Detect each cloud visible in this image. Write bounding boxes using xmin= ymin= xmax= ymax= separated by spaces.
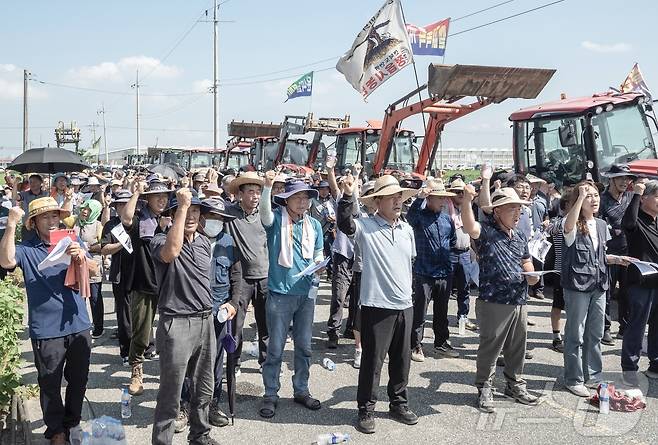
xmin=0 ymin=70 xmax=47 ymax=100
xmin=581 ymin=41 xmax=632 ymax=53
xmin=69 ymin=56 xmax=182 ymax=84
xmin=192 ymin=79 xmax=213 ymax=93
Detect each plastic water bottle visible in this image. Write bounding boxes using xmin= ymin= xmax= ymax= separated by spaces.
xmin=323 ymin=358 xmax=336 ymax=371
xmin=248 ymin=341 xmax=259 ymax=358
xmin=599 ymin=382 xmax=609 ymax=414
xmin=315 ymin=432 xmax=350 ymax=444
xmin=120 ymin=388 xmax=132 ymax=419
xmin=216 ymin=306 xmax=229 ymax=323
xmin=308 ymin=275 xmax=321 ymax=300
xmin=458 ymin=315 xmax=466 ymax=336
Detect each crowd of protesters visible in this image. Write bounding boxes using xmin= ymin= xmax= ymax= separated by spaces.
xmin=1 ymin=159 xmax=657 ymax=445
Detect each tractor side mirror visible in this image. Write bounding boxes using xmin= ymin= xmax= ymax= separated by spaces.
xmin=559 ymin=123 xmax=577 ymax=147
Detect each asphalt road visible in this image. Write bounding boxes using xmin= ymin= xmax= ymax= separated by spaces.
xmin=19 ymin=281 xmax=658 ymax=445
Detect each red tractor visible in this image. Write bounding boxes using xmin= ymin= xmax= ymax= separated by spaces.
xmin=510 ymin=91 xmax=658 ymax=185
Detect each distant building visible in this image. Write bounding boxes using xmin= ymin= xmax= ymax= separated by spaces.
xmin=436 ymin=147 xmax=513 ymax=169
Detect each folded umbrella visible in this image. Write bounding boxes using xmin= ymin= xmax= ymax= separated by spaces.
xmin=7 ymin=147 xmax=91 ymax=174
xmin=224 ymin=319 xmax=238 ymax=425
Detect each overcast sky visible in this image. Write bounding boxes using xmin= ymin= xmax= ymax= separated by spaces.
xmin=1 ymin=0 xmax=656 ymax=159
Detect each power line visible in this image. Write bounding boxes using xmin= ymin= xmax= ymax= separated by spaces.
xmin=220 ymin=0 xmax=565 ymax=86
xmin=140 ymin=7 xmax=209 ymax=82
xmin=31 ymin=79 xmax=207 ymax=97
xmin=449 ymin=0 xmax=566 ymax=37
xmin=220 ymin=66 xmax=334 ymax=87
xmin=220 ymin=56 xmax=340 ymax=82
xmin=452 ymin=0 xmax=515 ymax=22
xmin=140 ymin=94 xmax=208 ymax=119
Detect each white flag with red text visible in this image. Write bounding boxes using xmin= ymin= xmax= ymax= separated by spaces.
xmin=336 ymin=0 xmax=413 ymax=99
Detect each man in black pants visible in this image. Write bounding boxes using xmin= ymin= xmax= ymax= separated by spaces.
xmin=0 ymin=198 xmax=94 ymax=445
xmin=224 ymin=172 xmax=269 ymax=373
xmin=337 ymin=174 xmax=419 ymax=435
xmin=407 ymin=180 xmax=457 ymax=361
xmin=101 ymin=189 xmax=137 ymax=366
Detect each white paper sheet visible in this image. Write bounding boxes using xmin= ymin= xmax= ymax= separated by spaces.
xmin=528 ymin=236 xmax=552 ymax=263
xmin=293 ymin=257 xmax=331 ymax=278
xmin=628 ymin=258 xmax=658 ymax=276
xmin=111 ymin=223 xmax=134 ymax=254
xmin=520 ymin=270 xmax=559 ymax=277
xmin=38 ymin=237 xmax=72 ymax=271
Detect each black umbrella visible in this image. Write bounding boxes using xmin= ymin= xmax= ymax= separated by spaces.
xmin=7 ymin=147 xmax=91 ymax=174
xmin=224 ymin=319 xmax=239 ymax=425
xmin=148 ymin=163 xmax=187 ymax=180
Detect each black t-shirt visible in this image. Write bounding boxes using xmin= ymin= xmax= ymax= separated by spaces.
xmin=100 ymin=216 xmax=134 ymax=287
xmin=151 ymin=232 xmax=213 ymax=316
xmin=123 ymin=208 xmax=161 ymax=295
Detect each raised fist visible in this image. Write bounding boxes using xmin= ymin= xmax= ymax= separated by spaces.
xmin=481 ymin=163 xmax=493 ymax=181
xmin=176 ymin=187 xmax=193 ymax=208
xmin=264 ymin=170 xmax=277 ymax=188
xmin=463 ymin=184 xmax=477 ymax=201
xmin=634 ymin=181 xmax=646 ymax=195
xmin=7 ymin=206 xmax=24 ymax=226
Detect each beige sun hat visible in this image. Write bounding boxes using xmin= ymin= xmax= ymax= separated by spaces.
xmin=482 ymin=187 xmax=531 ymax=211
xmin=448 ymin=177 xmax=466 ymax=191
xmin=359 ymin=175 xmax=418 ymax=205
xmin=228 ymin=171 xmax=264 ymax=195
xmin=25 ymin=197 xmax=71 ymax=230
xmin=426 ymin=179 xmax=456 ymax=197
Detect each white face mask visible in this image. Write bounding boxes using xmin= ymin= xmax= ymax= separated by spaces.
xmin=203 ymin=219 xmax=223 ymax=238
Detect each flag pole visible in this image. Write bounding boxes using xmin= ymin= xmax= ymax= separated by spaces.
xmin=399 ymin=1 xmax=427 ymax=135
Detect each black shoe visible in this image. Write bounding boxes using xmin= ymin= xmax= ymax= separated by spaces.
xmin=389 ymin=405 xmax=419 ymax=425
xmin=327 ymin=331 xmax=339 ymax=349
xmin=552 ymin=338 xmax=564 ymax=353
xmin=209 ymin=400 xmax=229 ymax=427
xmin=601 ymin=330 xmax=615 ymax=346
xmin=356 ymin=411 xmax=376 ymax=434
xmin=144 ymin=350 xmax=159 ymax=360
xmin=189 ymin=435 xmax=221 ymax=445
xmin=434 ymin=341 xmax=459 ymax=358
xmin=91 ymin=329 xmax=104 ymax=339
xmin=525 ymin=350 xmax=534 ymax=360
xmin=496 ymin=356 xmax=505 ymax=367
xmin=343 ymin=329 xmax=355 ymax=340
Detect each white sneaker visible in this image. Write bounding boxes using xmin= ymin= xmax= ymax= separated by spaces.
xmin=411 ymin=347 xmax=425 ymax=363
xmin=353 ymin=348 xmax=362 ymax=369
xmin=566 ymin=384 xmax=590 ymax=397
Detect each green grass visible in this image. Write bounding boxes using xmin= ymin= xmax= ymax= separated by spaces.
xmin=440 ymin=169 xmax=480 ymax=183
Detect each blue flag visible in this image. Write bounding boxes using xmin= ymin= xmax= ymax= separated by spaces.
xmin=285 ymin=71 xmax=313 ymax=102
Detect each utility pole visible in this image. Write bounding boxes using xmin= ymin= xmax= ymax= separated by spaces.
xmin=213 ymin=0 xmax=219 ymax=151
xmin=23 ymin=69 xmax=29 ymax=152
xmin=131 ymin=70 xmax=141 ymax=158
xmin=98 ymin=103 xmax=108 ymax=164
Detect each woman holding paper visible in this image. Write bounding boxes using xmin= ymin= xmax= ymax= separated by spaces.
xmin=561 ymin=181 xmax=629 ymax=397
xmin=65 ymin=198 xmax=110 ymax=338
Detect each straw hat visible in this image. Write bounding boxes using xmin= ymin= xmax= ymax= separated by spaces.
xmin=25 ymin=197 xmax=71 ymax=230
xmin=110 ymin=190 xmax=133 ymax=207
xmin=425 ymin=179 xmax=456 ymax=197
xmin=229 ymin=171 xmax=264 ymax=195
xmin=359 ymin=175 xmax=418 ymax=205
xmin=482 ymin=187 xmax=531 ymax=211
xmin=448 ymin=178 xmax=466 ymax=191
